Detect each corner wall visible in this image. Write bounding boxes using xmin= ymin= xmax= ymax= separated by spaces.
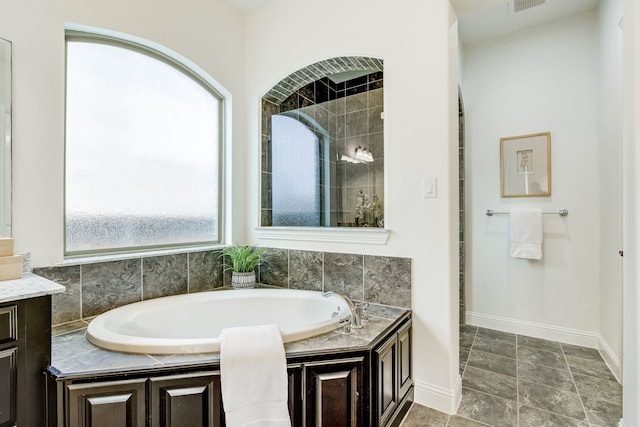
xmin=462 ymin=12 xmax=602 ymax=345
xmin=244 ymin=0 xmax=461 ymax=413
xmin=597 ymin=0 xmax=623 ymax=380
xmin=621 ymin=0 xmax=640 ymax=424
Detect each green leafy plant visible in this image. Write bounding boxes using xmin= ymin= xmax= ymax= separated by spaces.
xmin=220 ymin=245 xmax=267 ymax=273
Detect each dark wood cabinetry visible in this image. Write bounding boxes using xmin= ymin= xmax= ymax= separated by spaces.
xmin=304 ymin=357 xmax=364 ymax=427
xmin=0 ymin=296 xmax=51 ymax=427
xmin=374 ymin=320 xmax=412 ymax=427
xmin=149 ymin=372 xmax=224 ymax=427
xmin=0 ymin=347 xmax=17 ymax=426
xmin=398 ymin=322 xmax=412 ymax=400
xmin=66 ymin=378 xmax=146 ymax=427
xmin=48 ymin=317 xmax=411 ymax=427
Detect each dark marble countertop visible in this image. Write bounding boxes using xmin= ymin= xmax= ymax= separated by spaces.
xmin=0 ymin=273 xmax=65 ymax=304
xmin=49 ymin=303 xmax=410 ymax=380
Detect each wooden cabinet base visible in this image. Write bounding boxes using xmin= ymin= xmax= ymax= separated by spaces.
xmin=1 ymin=296 xmax=51 ymax=427
xmin=47 ymin=317 xmax=411 ymax=427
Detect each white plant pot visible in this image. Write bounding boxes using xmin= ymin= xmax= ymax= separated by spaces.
xmin=231 ymin=271 xmax=256 ymax=289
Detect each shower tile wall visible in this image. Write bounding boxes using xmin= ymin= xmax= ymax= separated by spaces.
xmin=261 ymin=72 xmax=384 ymax=227
xmin=35 ymin=248 xmax=411 ymax=327
xmin=459 ymin=96 xmax=466 ymax=325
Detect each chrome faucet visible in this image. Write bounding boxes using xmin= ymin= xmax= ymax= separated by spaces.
xmin=322 ymin=291 xmax=363 ymax=329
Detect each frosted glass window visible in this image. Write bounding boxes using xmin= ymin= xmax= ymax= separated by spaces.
xmin=65 ymin=38 xmax=222 ymax=254
xmin=271 ymin=115 xmax=321 ymax=226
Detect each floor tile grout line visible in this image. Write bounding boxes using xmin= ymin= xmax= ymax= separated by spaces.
xmin=516 ymin=342 xmax=564 ymax=355
xmin=516 ymin=333 xmax=520 ymax=427
xmin=516 ymin=374 xmax=603 ymax=421
xmin=402 ymin=328 xmax=620 ymax=427
xmin=519 ymin=401 xmax=594 ymax=425
xmin=449 ymin=414 xmax=494 ymax=427
xmin=455 ymin=327 xmax=621 ymax=427
xmin=561 ymin=343 xmax=593 ymax=427
xmin=460 ymin=326 xmax=479 ymax=379
xmin=479 ymin=333 xmax=582 ymax=425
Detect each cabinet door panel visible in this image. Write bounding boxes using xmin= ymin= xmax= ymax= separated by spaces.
xmin=149 ymin=372 xmax=223 ymax=427
xmin=287 ymin=365 xmax=303 ymax=427
xmin=67 ymin=378 xmax=146 ymax=427
xmin=376 ymin=336 xmax=398 ymax=427
xmin=305 ymin=357 xmax=363 ymax=427
xmin=0 ymin=347 xmax=17 ymax=427
xmin=398 ymin=323 xmax=412 ymax=398
xmin=0 ymin=305 xmax=17 ymax=345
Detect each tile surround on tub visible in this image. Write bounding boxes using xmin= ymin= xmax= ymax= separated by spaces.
xmin=187 ymin=250 xmax=224 ymax=293
xmin=364 ymin=255 xmax=411 ymax=308
xmin=36 ymin=248 xmax=411 ymax=328
xmin=81 ymin=259 xmax=142 ymax=318
xmin=323 ymin=252 xmax=365 ymax=301
xmin=258 ymin=247 xmax=288 ymax=287
xmin=142 ymin=254 xmax=188 ymax=300
xmin=288 ymin=250 xmax=323 ymax=291
xmin=34 ymin=265 xmax=81 ymax=324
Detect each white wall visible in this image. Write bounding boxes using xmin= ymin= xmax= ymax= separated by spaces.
xmin=244 ymin=0 xmax=462 ymax=412
xmin=462 ymin=12 xmax=603 ymax=343
xmin=598 ymin=0 xmax=623 ymax=379
xmin=622 ymin=0 xmax=640 ymax=423
xmin=0 ymin=0 xmax=246 ymax=267
xmin=1 ymin=0 xmax=462 ymax=413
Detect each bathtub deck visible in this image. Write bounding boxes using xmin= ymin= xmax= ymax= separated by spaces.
xmin=48 ymin=302 xmax=410 ymax=379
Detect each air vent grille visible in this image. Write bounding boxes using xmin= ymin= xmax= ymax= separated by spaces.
xmin=510 ymin=0 xmax=548 ymax=13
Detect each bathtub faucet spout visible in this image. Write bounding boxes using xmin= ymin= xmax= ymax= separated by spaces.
xmin=322 ymin=291 xmax=363 ymax=329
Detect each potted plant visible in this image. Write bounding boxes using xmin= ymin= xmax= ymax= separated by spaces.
xmin=220 ymin=245 xmax=266 ymax=289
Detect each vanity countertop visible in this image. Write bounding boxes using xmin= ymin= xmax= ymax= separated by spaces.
xmin=48 ymin=303 xmax=410 ymax=379
xmin=0 ymin=272 xmax=66 ymax=304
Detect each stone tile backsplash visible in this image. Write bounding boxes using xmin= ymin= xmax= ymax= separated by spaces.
xmin=35 ymin=248 xmax=411 ymax=327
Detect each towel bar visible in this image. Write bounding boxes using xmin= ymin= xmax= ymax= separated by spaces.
xmin=486 ymin=209 xmax=568 ymax=217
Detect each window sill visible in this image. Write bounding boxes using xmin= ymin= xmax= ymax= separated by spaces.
xmin=255 ymin=227 xmax=389 ymax=245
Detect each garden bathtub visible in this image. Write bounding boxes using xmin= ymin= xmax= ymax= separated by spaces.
xmin=85 ymin=288 xmax=351 ymax=354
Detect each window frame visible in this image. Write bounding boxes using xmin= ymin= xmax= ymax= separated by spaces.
xmin=63 ymin=25 xmax=228 ymax=257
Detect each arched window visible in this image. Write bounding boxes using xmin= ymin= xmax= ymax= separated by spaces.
xmin=65 ymin=28 xmax=225 ymax=255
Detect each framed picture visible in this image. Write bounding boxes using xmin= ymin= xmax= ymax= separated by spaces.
xmin=500 ymin=132 xmax=551 ymax=197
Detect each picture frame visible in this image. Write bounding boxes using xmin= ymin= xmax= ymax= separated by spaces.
xmin=500 ymin=132 xmax=551 ymax=197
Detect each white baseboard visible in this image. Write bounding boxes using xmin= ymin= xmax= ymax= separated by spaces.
xmin=466 ymin=311 xmax=621 ymax=380
xmin=599 ymin=335 xmax=622 ymax=382
xmin=466 ymin=311 xmax=599 ymax=347
xmin=413 ymin=374 xmax=462 ymax=415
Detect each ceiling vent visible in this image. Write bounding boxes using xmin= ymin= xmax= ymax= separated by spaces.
xmin=509 ymin=0 xmax=549 ymax=14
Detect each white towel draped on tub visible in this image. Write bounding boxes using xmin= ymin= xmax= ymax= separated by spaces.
xmin=220 ymin=324 xmax=291 ymax=427
xmin=510 ymin=208 xmax=543 ymax=260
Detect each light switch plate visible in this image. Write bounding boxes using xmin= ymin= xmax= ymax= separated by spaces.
xmin=423 ymin=178 xmax=437 ymax=198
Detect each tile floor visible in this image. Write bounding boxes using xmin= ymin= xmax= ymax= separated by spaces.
xmin=400 ymin=325 xmax=623 ymax=426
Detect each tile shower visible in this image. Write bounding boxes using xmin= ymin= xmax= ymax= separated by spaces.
xmin=34 ymin=248 xmax=411 ymax=329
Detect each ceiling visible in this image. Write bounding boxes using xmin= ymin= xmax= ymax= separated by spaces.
xmin=223 ymin=0 xmax=270 ymax=14
xmin=453 ymin=0 xmax=601 ymax=45
xmin=222 ymin=0 xmax=601 ymax=44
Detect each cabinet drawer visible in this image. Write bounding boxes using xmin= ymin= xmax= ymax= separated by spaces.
xmin=66 ymin=378 xmax=146 ymax=427
xmin=0 ymin=305 xmax=17 ymax=345
xmin=149 ymin=372 xmax=223 ymax=427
